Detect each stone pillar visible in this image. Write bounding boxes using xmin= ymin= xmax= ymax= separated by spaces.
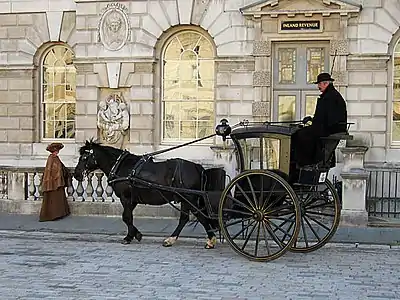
xmin=7 ymin=170 xmax=26 ymax=201
xmin=210 ymin=144 xmax=237 ymax=184
xmin=340 ymin=146 xmax=369 ymax=227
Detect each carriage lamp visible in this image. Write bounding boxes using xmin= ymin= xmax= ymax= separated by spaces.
xmin=215 ymin=119 xmax=231 ymax=141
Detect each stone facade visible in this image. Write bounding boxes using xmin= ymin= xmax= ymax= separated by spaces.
xmin=0 ymin=0 xmax=399 ymax=170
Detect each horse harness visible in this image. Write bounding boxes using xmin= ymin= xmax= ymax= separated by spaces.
xmin=108 ymin=150 xmax=152 ymax=185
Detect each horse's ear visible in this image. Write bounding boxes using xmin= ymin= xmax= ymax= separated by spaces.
xmin=85 ymin=140 xmax=90 ymax=146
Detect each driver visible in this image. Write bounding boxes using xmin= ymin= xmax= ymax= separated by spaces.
xmin=291 ymin=72 xmax=347 ymax=168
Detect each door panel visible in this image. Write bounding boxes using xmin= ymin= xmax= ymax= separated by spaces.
xmin=272 ymin=42 xmax=329 ymax=121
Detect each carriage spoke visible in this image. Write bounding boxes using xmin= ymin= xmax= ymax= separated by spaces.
xmin=254 ymin=221 xmax=261 ymax=257
xmin=267 ymin=219 xmax=295 ymax=239
xmin=306 ymin=210 xmax=335 ymax=218
xmin=263 ymin=221 xmax=285 ymax=249
xmin=223 ymin=208 xmax=253 ymax=217
xmin=306 ymin=202 xmax=334 ymax=210
xmin=231 ymin=220 xmax=255 ymax=240
xmin=235 ymin=183 xmax=257 ymax=211
xmin=241 ymin=221 xmax=258 ymax=251
xmin=304 ymin=215 xmax=322 ymax=242
xmin=266 ymin=203 xmax=295 ymax=216
xmin=262 ymin=222 xmax=271 ymax=255
xmin=260 ymin=181 xmax=277 ymax=211
xmin=281 ymin=219 xmax=295 ymax=245
xmin=300 ymin=215 xmax=309 ymax=248
xmin=224 ymin=217 xmax=252 ymax=228
xmin=304 ymin=214 xmax=331 ymax=231
xmin=227 ymin=195 xmax=253 ymax=212
xmin=246 ymin=176 xmax=259 ymax=209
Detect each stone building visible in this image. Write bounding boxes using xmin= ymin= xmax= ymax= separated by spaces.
xmin=1 ymin=0 xmax=400 ymax=218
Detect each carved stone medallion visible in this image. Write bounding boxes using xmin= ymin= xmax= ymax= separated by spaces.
xmin=98 ymin=3 xmax=130 ymax=51
xmin=97 ymin=94 xmax=130 ymax=146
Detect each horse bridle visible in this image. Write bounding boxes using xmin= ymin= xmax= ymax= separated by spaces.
xmin=80 ymin=149 xmax=98 ymax=177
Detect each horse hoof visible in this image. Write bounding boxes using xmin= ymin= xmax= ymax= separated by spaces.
xmin=162 ymin=242 xmax=172 ymax=247
xmin=121 ymin=239 xmax=131 ymax=245
xmin=204 ymin=244 xmax=215 ymax=249
xmin=135 ymin=232 xmax=143 ymax=242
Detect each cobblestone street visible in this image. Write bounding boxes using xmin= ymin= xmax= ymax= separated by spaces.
xmin=0 ymin=231 xmax=399 ymax=300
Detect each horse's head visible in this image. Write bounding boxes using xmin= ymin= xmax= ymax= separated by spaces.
xmin=74 ymin=140 xmax=100 ymax=181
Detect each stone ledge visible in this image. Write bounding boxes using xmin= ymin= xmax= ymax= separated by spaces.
xmin=340 ymin=210 xmax=368 ymax=227
xmin=0 ymin=199 xmax=180 ymax=218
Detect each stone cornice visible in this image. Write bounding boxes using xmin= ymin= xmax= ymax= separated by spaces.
xmin=239 ymin=0 xmax=362 ymax=18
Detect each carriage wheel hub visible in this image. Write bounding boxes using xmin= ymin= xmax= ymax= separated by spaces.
xmin=253 ymin=210 xmax=264 ymax=221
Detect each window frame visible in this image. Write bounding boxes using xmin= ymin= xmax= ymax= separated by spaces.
xmin=391 ymin=40 xmax=400 ymax=147
xmin=160 ymin=29 xmax=216 ymax=145
xmin=40 ymin=44 xmax=76 ymax=142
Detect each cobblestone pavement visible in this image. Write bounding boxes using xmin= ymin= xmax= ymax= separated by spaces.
xmin=1 ymin=231 xmax=400 ymax=300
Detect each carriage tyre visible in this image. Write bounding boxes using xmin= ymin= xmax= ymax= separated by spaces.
xmin=218 ymin=170 xmax=301 ymax=262
xmin=290 ymin=179 xmax=341 ymax=253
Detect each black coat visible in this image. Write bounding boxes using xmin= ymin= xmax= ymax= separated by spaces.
xmin=291 ymin=84 xmax=347 ymax=167
xmin=312 ymin=83 xmax=347 ymax=136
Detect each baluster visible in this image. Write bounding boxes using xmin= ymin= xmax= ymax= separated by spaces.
xmin=0 ymin=171 xmax=5 ymax=199
xmin=36 ymin=173 xmax=43 ymax=200
xmin=95 ymin=173 xmax=104 ymax=201
xmin=76 ymin=180 xmax=84 ymax=202
xmin=67 ymin=178 xmax=74 ymax=201
xmin=28 ymin=172 xmax=35 ymax=200
xmin=105 ymin=181 xmax=113 ymax=202
xmin=86 ymin=173 xmax=94 ymax=202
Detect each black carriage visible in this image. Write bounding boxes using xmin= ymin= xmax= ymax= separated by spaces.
xmin=97 ymin=118 xmax=352 ymax=262
xmin=214 ymin=119 xmax=353 ymax=261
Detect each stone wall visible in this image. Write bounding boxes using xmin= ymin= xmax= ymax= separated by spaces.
xmin=0 ymin=0 xmax=400 ymax=168
xmin=345 ymin=0 xmax=400 ymax=164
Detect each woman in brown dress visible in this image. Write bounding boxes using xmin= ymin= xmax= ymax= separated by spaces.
xmin=39 ymin=142 xmax=71 ymax=222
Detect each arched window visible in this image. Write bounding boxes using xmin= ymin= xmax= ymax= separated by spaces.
xmin=393 ymin=42 xmax=400 ymax=143
xmin=162 ymin=30 xmax=215 ymax=142
xmin=41 ymin=45 xmax=76 ymax=139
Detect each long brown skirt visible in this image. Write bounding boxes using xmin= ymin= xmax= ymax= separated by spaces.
xmin=39 ymin=187 xmax=71 ymax=222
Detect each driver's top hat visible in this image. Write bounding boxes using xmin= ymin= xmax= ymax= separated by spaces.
xmin=313 ymin=72 xmax=335 ymax=84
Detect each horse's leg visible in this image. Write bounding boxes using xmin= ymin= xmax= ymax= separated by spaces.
xmin=121 ymin=200 xmax=142 ymax=244
xmin=190 ymin=200 xmax=217 ymax=249
xmin=163 ymin=200 xmax=190 ymax=247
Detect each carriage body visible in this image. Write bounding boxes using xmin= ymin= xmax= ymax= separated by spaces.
xmin=230 ymin=123 xmax=296 ymax=175
xmin=214 ymin=120 xmax=353 ymax=262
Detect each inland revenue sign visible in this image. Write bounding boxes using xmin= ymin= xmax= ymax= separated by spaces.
xmin=280 ymin=20 xmax=321 ymax=31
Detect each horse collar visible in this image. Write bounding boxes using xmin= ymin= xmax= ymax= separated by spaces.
xmin=109 ymin=150 xmax=129 ymax=180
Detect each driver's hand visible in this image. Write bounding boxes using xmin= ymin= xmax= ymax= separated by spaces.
xmin=302 ymin=116 xmax=313 ymax=124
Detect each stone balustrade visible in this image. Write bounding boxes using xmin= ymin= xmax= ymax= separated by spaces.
xmin=0 ymin=166 xmax=119 ymax=203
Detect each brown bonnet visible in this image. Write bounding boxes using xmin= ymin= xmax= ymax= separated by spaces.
xmin=46 ymin=142 xmax=64 ymax=153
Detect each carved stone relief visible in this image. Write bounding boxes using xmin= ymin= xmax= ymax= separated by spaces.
xmin=330 ymin=39 xmax=349 ymax=56
xmin=253 ymin=41 xmax=271 ymax=57
xmin=97 ymin=94 xmax=130 ymax=146
xmin=98 ymin=3 xmax=131 ymax=51
xmin=252 ymin=101 xmax=269 ymax=117
xmin=331 ymin=70 xmax=348 ymax=86
xmin=253 ymin=71 xmax=271 ymax=87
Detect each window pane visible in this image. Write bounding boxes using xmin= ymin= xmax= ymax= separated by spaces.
xmin=42 ymin=45 xmax=76 ymax=139
xmin=307 ymin=48 xmax=325 ymax=84
xmin=162 ymin=31 xmax=215 ymax=141
xmin=278 ymin=48 xmax=296 ymax=84
xmin=305 ymin=95 xmax=317 ymax=117
xmin=278 ymin=95 xmax=296 ymax=122
xmin=393 ymin=45 xmax=400 ymax=142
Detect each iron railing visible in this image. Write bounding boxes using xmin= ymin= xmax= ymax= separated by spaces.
xmin=366 ymin=167 xmax=400 ymax=219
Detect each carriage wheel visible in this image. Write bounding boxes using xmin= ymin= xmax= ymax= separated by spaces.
xmin=218 ymin=170 xmax=301 ymax=262
xmin=290 ymin=179 xmax=341 ymax=253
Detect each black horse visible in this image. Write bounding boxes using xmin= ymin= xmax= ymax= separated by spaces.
xmin=73 ymin=140 xmax=218 ymax=249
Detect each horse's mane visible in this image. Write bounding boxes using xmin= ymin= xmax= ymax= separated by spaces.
xmin=79 ymin=139 xmax=125 ymax=159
